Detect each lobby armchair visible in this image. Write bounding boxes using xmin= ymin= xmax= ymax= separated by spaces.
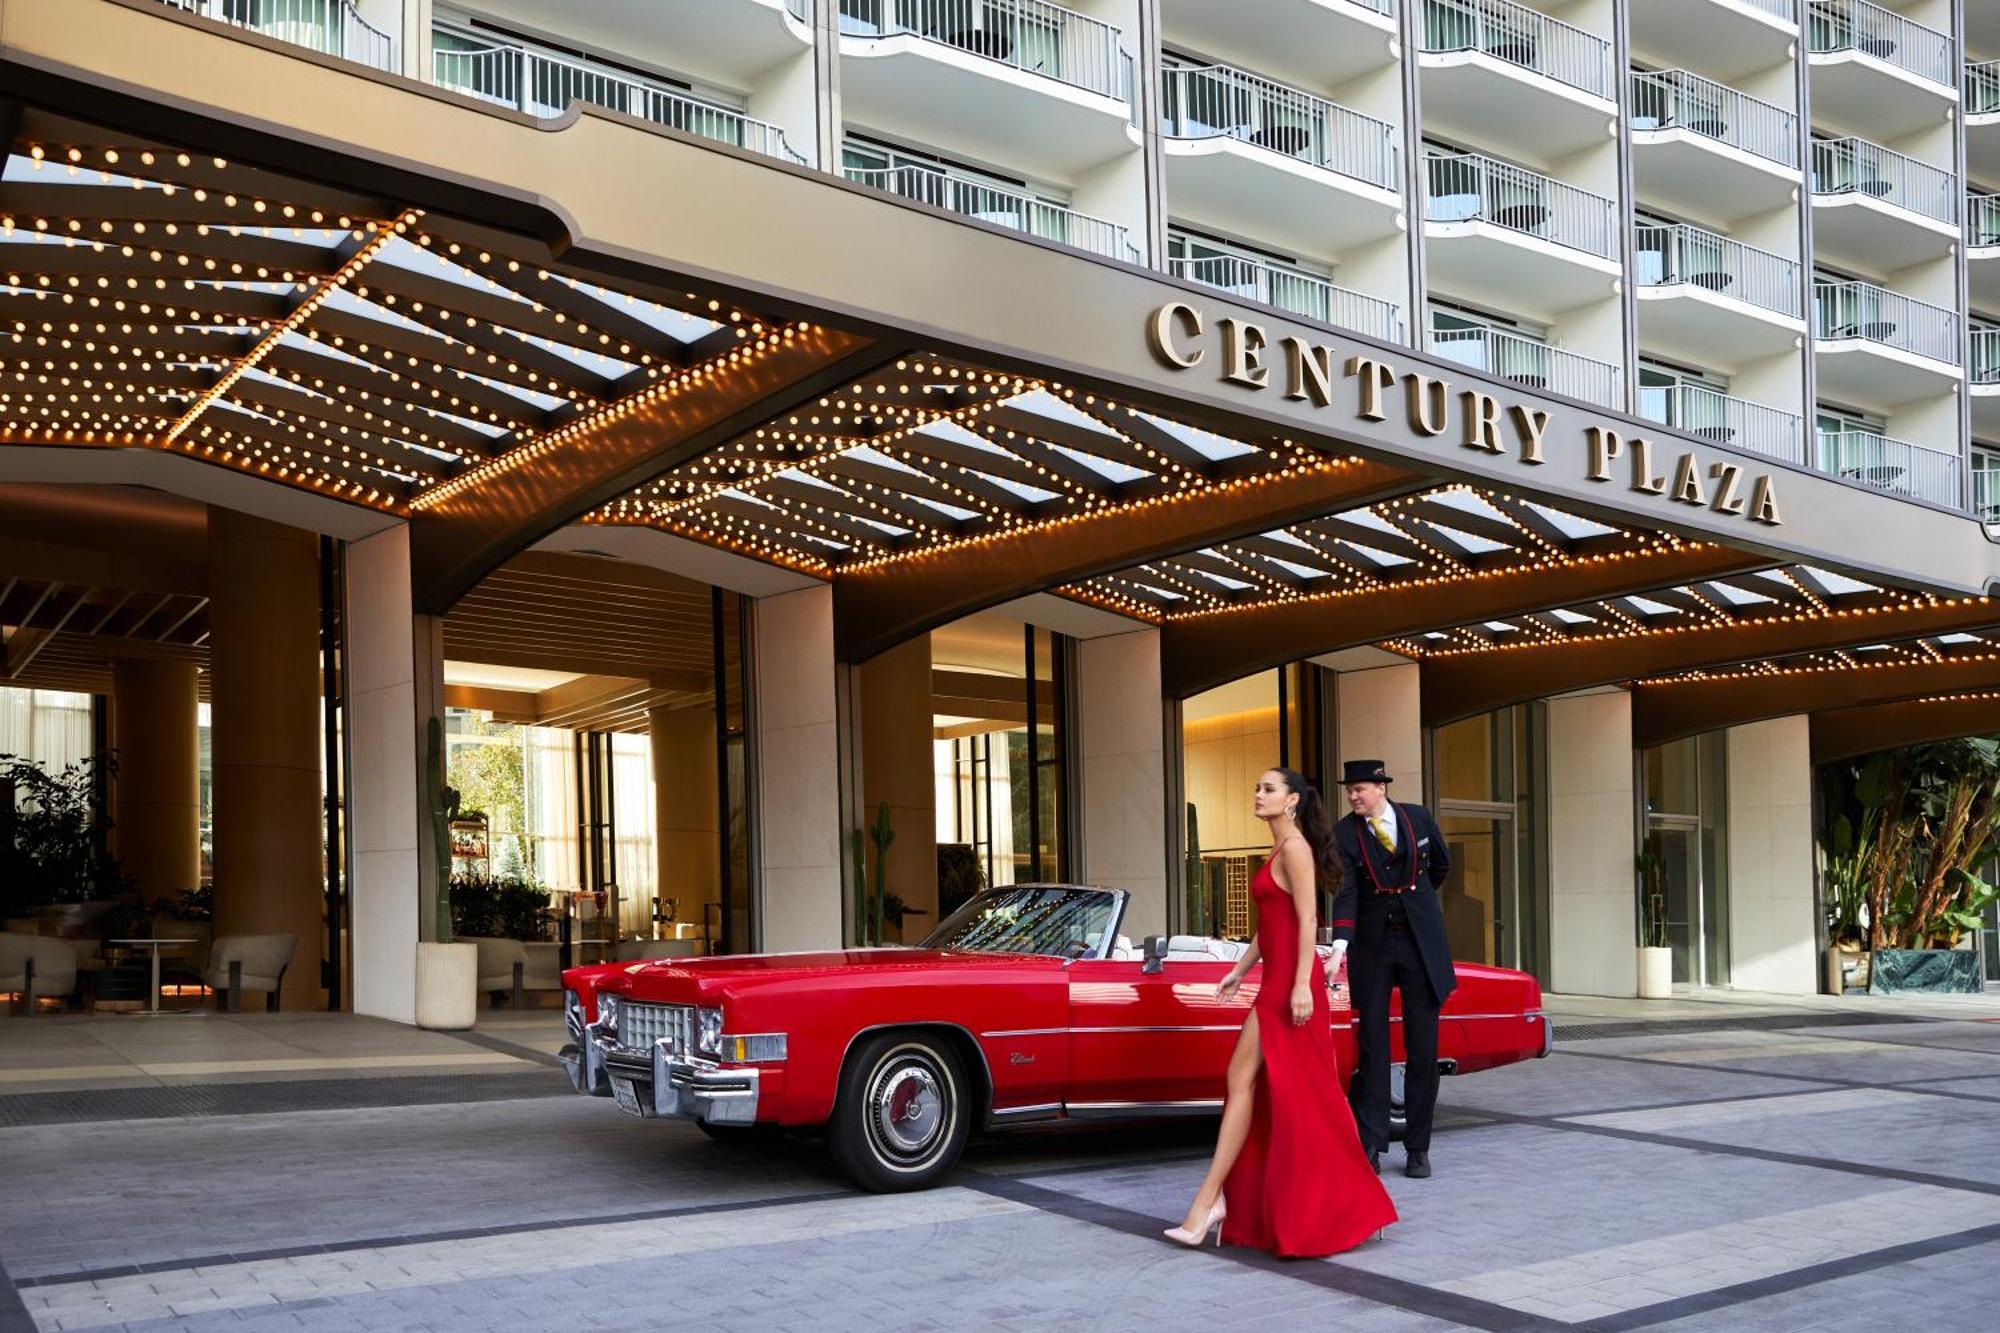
xmin=0 ymin=933 xmax=79 ymax=1014
xmin=204 ymin=934 xmax=298 ymax=1012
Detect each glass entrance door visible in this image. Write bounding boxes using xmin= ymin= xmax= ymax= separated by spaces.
xmin=1643 ymin=734 xmax=1729 ymax=988
xmin=1440 ymin=809 xmax=1516 ymax=968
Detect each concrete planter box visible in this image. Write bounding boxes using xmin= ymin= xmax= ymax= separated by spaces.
xmin=415 ymin=941 xmax=477 ymax=1029
xmin=1637 ymin=946 xmax=1673 ymax=999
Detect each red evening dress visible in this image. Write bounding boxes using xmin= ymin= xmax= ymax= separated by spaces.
xmin=1221 ymin=857 xmax=1400 ymax=1257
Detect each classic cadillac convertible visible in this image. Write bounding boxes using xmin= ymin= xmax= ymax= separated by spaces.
xmin=559 ymin=884 xmax=1551 ymax=1191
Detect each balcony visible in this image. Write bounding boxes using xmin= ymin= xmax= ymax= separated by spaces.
xmin=1160 ymin=64 xmax=1402 ymax=259
xmin=1809 ymin=137 xmax=1958 ymax=271
xmin=845 ymin=162 xmax=1136 ymax=260
xmin=1814 ymin=280 xmax=1962 ymax=409
xmin=1422 ymin=153 xmax=1620 ymax=319
xmin=1972 ymin=325 xmax=2000 ymax=440
xmin=1416 ymin=0 xmax=1617 ymax=162
xmin=457 ymin=0 xmax=815 ymax=91
xmin=1639 ymin=384 xmax=1805 ymax=465
xmin=1970 ymin=60 xmax=2000 ymax=182
xmin=1634 ymin=224 xmax=1804 ymax=368
xmin=1977 ymin=464 xmax=2000 ymax=524
xmin=1806 ymin=0 xmax=1957 ymax=138
xmin=1628 ymin=0 xmax=1797 ymax=83
xmin=1815 ymin=430 xmax=1961 ymax=508
xmin=431 ymin=25 xmax=806 ymax=162
xmin=1430 ymin=324 xmax=1621 ymax=408
xmin=1971 ymin=195 xmax=2000 ymax=308
xmin=1169 ymin=254 xmax=1403 ymax=343
xmin=1156 ymin=0 xmax=1398 ymax=93
xmin=1629 ymin=71 xmax=1800 ymax=224
xmin=159 ymin=0 xmax=397 ymax=70
xmin=838 ymin=0 xmax=1140 ymax=176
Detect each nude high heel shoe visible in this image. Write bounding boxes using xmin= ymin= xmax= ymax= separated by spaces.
xmin=1163 ymin=1199 xmax=1226 ymax=1248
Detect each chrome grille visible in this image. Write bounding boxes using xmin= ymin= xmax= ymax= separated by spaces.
xmin=617 ymin=1001 xmax=693 ymax=1054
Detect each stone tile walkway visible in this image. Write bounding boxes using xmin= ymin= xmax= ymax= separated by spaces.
xmin=5 ymin=992 xmax=2000 ymax=1331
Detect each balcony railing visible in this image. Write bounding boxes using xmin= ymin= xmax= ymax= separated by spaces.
xmin=1814 ymin=281 xmax=1959 ymax=365
xmin=1634 ymin=223 xmax=1802 ymax=319
xmin=1971 ymin=60 xmax=2000 ymax=116
xmin=1974 ymin=461 xmax=2000 ymax=522
xmin=846 ymin=163 xmax=1136 ymax=260
xmin=1169 ymin=255 xmax=1403 ymax=342
xmin=1639 ymin=384 xmax=1804 ymax=465
xmin=1742 ymin=0 xmax=1796 ymax=20
xmin=1347 ymin=0 xmax=1397 ymax=14
xmin=1160 ymin=64 xmax=1399 ymax=192
xmin=1811 ymin=137 xmax=1956 ymax=224
xmin=1817 ymin=430 xmax=1961 ymax=507
xmin=1418 ymin=0 xmax=1613 ymax=101
xmin=838 ymin=0 xmax=1130 ymax=102
xmin=432 ymin=26 xmax=806 ymax=163
xmin=1424 ymin=152 xmax=1617 ymax=259
xmin=1629 ymin=69 xmax=1798 ymax=168
xmin=159 ymin=0 xmax=397 ymax=71
xmin=1971 ymin=195 xmax=2000 ymax=248
xmin=1974 ymin=325 xmax=2000 ymax=384
xmin=1806 ymin=0 xmax=1953 ymax=89
xmin=1431 ymin=325 xmax=1621 ymax=407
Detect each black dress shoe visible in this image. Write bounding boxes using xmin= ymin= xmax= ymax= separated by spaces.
xmin=1368 ymin=1150 xmax=1381 ymax=1175
xmin=1404 ymin=1151 xmax=1431 ymax=1179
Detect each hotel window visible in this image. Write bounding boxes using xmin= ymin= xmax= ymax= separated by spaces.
xmin=1429 ymin=706 xmax=1548 ymax=983
xmin=1973 ymin=444 xmax=2000 ymax=522
xmin=1637 ymin=357 xmax=1730 ymax=438
xmin=1429 ymin=301 xmax=1555 ymax=386
xmin=930 ymin=621 xmax=1072 ymax=914
xmin=1177 ymin=664 xmax=1334 ymax=939
xmin=1167 ymin=228 xmax=1339 ymax=323
xmin=1814 ymin=403 xmax=1886 ymax=477
xmin=1641 ymin=734 xmax=1729 ymax=988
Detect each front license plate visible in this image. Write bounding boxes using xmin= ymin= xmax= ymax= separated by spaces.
xmin=611 ymin=1077 xmax=645 ymax=1117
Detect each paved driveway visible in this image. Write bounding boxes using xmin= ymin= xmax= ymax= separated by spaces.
xmin=5 ymin=1004 xmax=2000 ymax=1332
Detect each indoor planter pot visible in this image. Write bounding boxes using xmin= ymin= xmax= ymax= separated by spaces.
xmin=1824 ymin=944 xmax=1870 ymax=994
xmin=414 ymin=941 xmax=477 ymax=1029
xmin=1637 ymin=945 xmax=1673 ymax=999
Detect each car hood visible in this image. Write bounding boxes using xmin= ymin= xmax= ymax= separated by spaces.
xmin=584 ymin=946 xmax=1059 ymax=1004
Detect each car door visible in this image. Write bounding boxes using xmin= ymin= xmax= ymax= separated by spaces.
xmin=1064 ymin=952 xmax=1248 ymax=1112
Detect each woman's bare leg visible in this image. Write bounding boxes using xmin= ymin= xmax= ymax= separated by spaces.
xmin=1179 ymin=1011 xmax=1262 ymax=1231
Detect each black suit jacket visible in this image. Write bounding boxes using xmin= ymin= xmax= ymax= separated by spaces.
xmin=1328 ymin=801 xmax=1457 ymax=1004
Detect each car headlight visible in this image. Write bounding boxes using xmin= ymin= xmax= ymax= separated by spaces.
xmin=716 ymin=1033 xmax=788 ymax=1064
xmin=696 ymin=1007 xmax=723 ymax=1057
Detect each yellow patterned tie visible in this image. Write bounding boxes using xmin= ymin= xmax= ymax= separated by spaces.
xmin=1370 ymin=815 xmax=1394 ymax=852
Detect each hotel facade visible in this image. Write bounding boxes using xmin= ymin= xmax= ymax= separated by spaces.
xmin=5 ymin=0 xmax=2000 ymax=1016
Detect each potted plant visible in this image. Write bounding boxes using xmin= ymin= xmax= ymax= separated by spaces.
xmin=1635 ymin=845 xmax=1672 ymax=999
xmin=1 ymin=753 xmax=131 ymax=936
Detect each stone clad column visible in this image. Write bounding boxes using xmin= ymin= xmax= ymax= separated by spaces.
xmin=1078 ymin=628 xmax=1168 ymax=939
xmin=207 ymin=508 xmax=324 ymax=1011
xmin=1335 ymin=661 xmax=1425 ymax=796
xmin=857 ymin=635 xmax=937 ymax=940
xmin=650 ymin=703 xmax=721 ymax=940
xmin=1548 ymin=689 xmax=1638 ymax=998
xmin=1727 ymin=715 xmax=1816 ymax=995
xmin=111 ymin=658 xmax=200 ymax=903
xmin=755 ymin=585 xmax=842 ymax=951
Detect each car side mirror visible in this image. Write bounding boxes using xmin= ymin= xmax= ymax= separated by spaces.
xmin=1141 ymin=935 xmax=1169 ymax=975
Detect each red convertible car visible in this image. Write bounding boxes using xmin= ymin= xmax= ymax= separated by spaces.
xmin=559 ymin=884 xmax=1551 ymax=1191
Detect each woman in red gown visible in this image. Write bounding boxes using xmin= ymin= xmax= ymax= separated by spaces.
xmin=1166 ymin=767 xmax=1399 ymax=1256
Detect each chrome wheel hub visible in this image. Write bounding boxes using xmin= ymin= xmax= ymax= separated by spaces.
xmin=869 ymin=1059 xmax=944 ymax=1159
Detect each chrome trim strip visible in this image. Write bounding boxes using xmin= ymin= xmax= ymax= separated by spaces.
xmin=1071 ymin=1025 xmax=1244 ymax=1034
xmin=980 ymin=1027 xmax=1071 ymax=1038
xmin=1066 ymin=1099 xmax=1224 ymax=1120
xmin=988 ymin=1101 xmax=1064 ymax=1120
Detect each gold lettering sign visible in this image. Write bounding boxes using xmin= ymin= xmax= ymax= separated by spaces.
xmin=1149 ymin=304 xmax=1783 ymax=527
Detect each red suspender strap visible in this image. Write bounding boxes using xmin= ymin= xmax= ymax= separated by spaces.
xmin=1356 ymin=804 xmax=1422 ymax=896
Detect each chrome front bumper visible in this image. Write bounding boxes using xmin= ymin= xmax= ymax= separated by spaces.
xmin=1531 ymin=1010 xmax=1554 ymax=1058
xmin=557 ymin=1003 xmax=759 ymax=1126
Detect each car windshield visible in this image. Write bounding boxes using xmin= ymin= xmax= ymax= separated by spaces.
xmin=920 ymin=886 xmax=1122 ymax=959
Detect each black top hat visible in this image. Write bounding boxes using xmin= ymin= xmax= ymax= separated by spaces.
xmin=1339 ymin=759 xmax=1393 ymax=785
